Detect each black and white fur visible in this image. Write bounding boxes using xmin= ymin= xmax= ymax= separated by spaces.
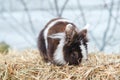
xmin=38 ymin=18 xmax=89 ymax=65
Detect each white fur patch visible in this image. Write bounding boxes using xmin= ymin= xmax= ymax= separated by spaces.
xmin=48 ymin=32 xmax=65 ymax=39
xmin=53 ymin=37 xmax=66 ymax=65
xmin=80 ymin=42 xmax=88 ymax=60
xmin=80 ymin=24 xmax=89 ymax=60
xmin=44 ymin=19 xmax=73 ymax=49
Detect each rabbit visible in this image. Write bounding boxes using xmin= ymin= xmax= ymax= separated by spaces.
xmin=38 ymin=18 xmax=89 ymax=65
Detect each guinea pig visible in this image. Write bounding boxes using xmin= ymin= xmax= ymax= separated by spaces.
xmin=38 ymin=18 xmax=89 ymax=65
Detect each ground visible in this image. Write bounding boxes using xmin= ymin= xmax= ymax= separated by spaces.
xmin=0 ymin=49 xmax=120 ymax=80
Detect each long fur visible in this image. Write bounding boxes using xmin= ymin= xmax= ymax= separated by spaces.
xmin=38 ymin=18 xmax=88 ymax=65
xmin=44 ymin=19 xmax=72 ymax=49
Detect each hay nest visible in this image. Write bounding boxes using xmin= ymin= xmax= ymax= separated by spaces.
xmin=0 ymin=49 xmax=120 ymax=80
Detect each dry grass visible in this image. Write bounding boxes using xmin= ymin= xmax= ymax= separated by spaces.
xmin=0 ymin=49 xmax=120 ymax=80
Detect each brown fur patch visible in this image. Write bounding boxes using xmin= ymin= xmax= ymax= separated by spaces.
xmin=38 ymin=18 xmax=88 ymax=65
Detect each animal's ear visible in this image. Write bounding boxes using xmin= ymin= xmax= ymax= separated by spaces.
xmin=48 ymin=32 xmax=65 ymax=39
xmin=79 ymin=24 xmax=90 ymax=39
xmin=65 ymin=24 xmax=77 ymax=44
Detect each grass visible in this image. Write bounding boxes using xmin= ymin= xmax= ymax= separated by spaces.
xmin=0 ymin=49 xmax=120 ymax=80
xmin=0 ymin=42 xmax=9 ymax=54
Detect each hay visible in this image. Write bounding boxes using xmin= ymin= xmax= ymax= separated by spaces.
xmin=0 ymin=49 xmax=120 ymax=80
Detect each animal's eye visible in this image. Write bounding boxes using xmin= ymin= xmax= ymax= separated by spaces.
xmin=77 ymin=38 xmax=79 ymax=40
xmin=75 ymin=38 xmax=79 ymax=42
